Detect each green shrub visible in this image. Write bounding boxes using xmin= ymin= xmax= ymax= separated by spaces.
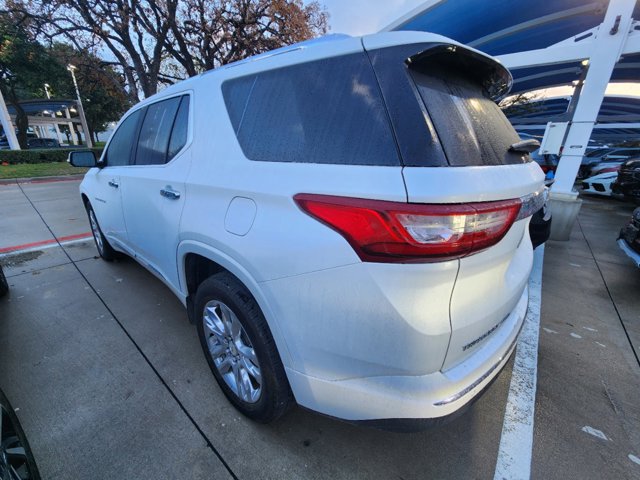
xmin=0 ymin=148 xmax=103 ymax=165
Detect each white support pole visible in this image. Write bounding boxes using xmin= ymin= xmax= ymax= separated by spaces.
xmin=44 ymin=84 xmax=64 ymax=144
xmin=65 ymin=108 xmax=79 ymax=145
xmin=0 ymin=89 xmax=20 ymax=150
xmin=553 ymin=0 xmax=637 ymax=195
xmin=543 ymin=0 xmax=637 ymax=240
xmin=52 ymin=120 xmax=63 ymax=144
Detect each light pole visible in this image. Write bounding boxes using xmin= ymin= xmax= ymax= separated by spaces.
xmin=66 ymin=64 xmax=93 ymax=148
xmin=43 ymin=83 xmax=63 ymax=144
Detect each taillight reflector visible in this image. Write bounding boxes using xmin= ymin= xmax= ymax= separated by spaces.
xmin=294 ymin=194 xmax=524 ymax=263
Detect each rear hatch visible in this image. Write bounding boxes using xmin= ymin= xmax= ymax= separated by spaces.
xmin=364 ymin=35 xmax=543 ymax=370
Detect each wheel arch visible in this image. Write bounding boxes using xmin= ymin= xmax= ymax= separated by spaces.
xmin=178 ymin=240 xmax=293 ymax=368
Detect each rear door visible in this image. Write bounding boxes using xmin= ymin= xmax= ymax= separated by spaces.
xmin=119 ymin=94 xmax=191 ymax=290
xmin=365 ymin=39 xmax=544 ymax=370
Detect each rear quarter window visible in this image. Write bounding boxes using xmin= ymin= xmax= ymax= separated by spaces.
xmin=222 ymin=53 xmax=400 ymax=166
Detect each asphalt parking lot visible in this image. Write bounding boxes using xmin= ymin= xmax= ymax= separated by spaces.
xmin=1 ymin=177 xmax=639 ymax=479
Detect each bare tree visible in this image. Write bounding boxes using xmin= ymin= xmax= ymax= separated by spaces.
xmin=6 ymin=0 xmax=172 ymax=100
xmin=6 ymin=0 xmax=328 ymax=99
xmin=499 ymin=91 xmax=543 ymax=117
xmin=164 ymin=0 xmax=328 ymax=75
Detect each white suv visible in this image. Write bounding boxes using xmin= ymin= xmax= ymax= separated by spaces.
xmin=70 ymin=31 xmax=544 ymax=428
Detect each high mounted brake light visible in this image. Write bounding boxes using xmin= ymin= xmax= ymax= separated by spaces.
xmin=294 ymin=192 xmax=543 ymax=263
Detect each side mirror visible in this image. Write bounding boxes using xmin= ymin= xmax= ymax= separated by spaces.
xmin=68 ymin=150 xmax=97 ymax=168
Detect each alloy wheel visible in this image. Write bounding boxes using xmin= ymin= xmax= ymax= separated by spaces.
xmin=202 ymin=300 xmax=262 ymax=403
xmin=88 ymin=209 xmax=104 ymax=255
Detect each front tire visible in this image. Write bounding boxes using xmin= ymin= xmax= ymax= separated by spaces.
xmin=0 ymin=389 xmax=41 ymax=479
xmin=85 ymin=203 xmax=116 ymax=261
xmin=195 ymin=272 xmax=292 ymax=423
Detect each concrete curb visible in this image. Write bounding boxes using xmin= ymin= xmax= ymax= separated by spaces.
xmin=0 ymin=174 xmax=85 ymax=186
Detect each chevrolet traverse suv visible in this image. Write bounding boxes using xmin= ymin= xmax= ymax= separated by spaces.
xmin=70 ymin=32 xmax=545 ymax=427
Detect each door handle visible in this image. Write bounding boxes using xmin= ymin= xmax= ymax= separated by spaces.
xmin=108 ymin=180 xmax=119 ymax=188
xmin=160 ymin=187 xmax=181 ymax=200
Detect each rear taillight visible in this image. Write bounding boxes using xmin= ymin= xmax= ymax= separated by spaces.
xmin=294 ymin=193 xmax=541 ymax=263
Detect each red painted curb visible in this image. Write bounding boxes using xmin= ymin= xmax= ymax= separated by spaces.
xmin=0 ymin=232 xmax=93 ymax=254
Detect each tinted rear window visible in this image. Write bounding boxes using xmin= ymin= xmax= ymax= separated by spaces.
xmin=410 ymin=65 xmax=526 ymax=166
xmin=370 ymin=44 xmax=530 ymax=167
xmin=222 ymin=53 xmax=400 ymax=166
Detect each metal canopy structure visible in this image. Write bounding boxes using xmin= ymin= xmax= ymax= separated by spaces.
xmin=386 ymin=0 xmax=640 ymax=238
xmin=6 ymin=99 xmax=77 ymax=115
xmin=1 ymin=98 xmax=85 ymax=146
xmin=506 ymin=95 xmax=640 ymax=143
xmin=386 ymin=1 xmax=638 ymax=54
xmin=507 ymin=52 xmax=640 ymax=95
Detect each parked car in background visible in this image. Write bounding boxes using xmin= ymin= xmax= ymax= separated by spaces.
xmin=70 ymin=31 xmax=545 ymax=428
xmin=611 ymin=157 xmax=640 ymax=204
xmin=602 ymin=148 xmax=640 ymax=162
xmin=618 ymin=207 xmax=640 ymax=267
xmin=580 ymin=148 xmax=640 ymax=179
xmin=0 ymin=133 xmax=43 ymax=150
xmin=27 ymin=138 xmax=60 ymax=149
xmin=590 ymin=160 xmax=624 ymax=177
xmin=582 ymin=171 xmax=618 ymax=197
xmin=530 ymin=149 xmax=558 ymax=177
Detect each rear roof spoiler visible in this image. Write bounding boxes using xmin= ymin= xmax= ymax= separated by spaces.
xmin=406 ymin=43 xmax=513 ymax=101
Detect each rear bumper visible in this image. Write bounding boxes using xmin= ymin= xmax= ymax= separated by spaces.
xmin=286 ymin=286 xmax=528 ymax=421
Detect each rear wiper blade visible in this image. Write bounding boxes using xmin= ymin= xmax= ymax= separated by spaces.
xmin=509 ymin=139 xmax=540 ymax=154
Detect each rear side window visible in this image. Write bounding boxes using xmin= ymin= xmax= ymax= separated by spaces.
xmin=136 ymin=96 xmax=182 ymax=165
xmin=105 ymin=109 xmax=143 ymax=167
xmin=222 ymin=53 xmax=400 ymax=166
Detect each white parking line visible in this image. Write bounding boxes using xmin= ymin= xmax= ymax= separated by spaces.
xmin=494 ymin=245 xmax=544 ymax=480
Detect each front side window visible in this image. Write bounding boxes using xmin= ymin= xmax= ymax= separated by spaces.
xmin=222 ymin=53 xmax=400 ymax=166
xmin=104 ymin=109 xmax=143 ymax=167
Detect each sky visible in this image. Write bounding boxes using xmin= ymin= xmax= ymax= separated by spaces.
xmin=322 ymin=0 xmax=426 ymax=36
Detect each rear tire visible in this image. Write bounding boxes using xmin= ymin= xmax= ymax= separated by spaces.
xmin=85 ymin=203 xmax=116 ymax=261
xmin=195 ymin=272 xmax=292 ymax=423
